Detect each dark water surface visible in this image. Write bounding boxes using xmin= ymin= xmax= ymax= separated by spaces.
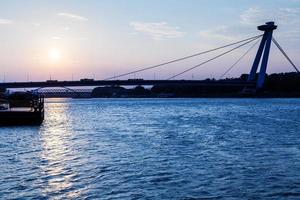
xmin=0 ymin=98 xmax=300 ymax=199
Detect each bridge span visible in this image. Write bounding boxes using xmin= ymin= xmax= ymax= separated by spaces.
xmin=0 ymin=79 xmax=255 ymax=89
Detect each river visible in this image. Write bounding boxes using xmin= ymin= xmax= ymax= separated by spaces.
xmin=0 ymin=98 xmax=300 ymax=199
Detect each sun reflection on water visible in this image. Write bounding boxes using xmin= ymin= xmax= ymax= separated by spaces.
xmin=39 ymin=101 xmax=84 ymax=198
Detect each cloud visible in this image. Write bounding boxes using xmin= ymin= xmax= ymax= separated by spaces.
xmin=240 ymin=8 xmax=270 ymax=25
xmin=72 ymin=37 xmax=88 ymax=41
xmin=240 ymin=7 xmax=300 ymax=25
xmin=199 ymin=26 xmax=236 ymax=41
xmin=32 ymin=23 xmax=40 ymax=26
xmin=239 ymin=7 xmax=300 ymax=42
xmin=278 ymin=8 xmax=300 ymax=24
xmin=50 ymin=36 xmax=88 ymax=41
xmin=51 ymin=36 xmax=62 ymax=40
xmin=58 ymin=12 xmax=88 ymax=21
xmin=0 ymin=19 xmax=13 ymax=24
xmin=129 ymin=21 xmax=185 ymax=40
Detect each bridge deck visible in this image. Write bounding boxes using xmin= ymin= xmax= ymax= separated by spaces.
xmin=0 ymin=80 xmax=255 ymax=89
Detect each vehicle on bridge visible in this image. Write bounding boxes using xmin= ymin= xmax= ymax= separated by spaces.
xmin=128 ymin=78 xmax=144 ymax=81
xmin=80 ymin=78 xmax=94 ymax=82
xmin=46 ymin=79 xmax=58 ymax=83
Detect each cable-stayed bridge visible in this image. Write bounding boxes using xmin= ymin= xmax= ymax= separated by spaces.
xmin=0 ymin=22 xmax=298 ymax=97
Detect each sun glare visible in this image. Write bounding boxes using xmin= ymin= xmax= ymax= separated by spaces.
xmin=49 ymin=48 xmax=62 ymax=61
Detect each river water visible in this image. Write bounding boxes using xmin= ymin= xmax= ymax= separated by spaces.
xmin=0 ymin=98 xmax=300 ymax=199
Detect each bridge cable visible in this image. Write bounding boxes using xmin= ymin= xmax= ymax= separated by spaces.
xmin=272 ymin=37 xmax=299 ymax=73
xmin=104 ymin=35 xmax=262 ymax=80
xmin=167 ymin=35 xmax=262 ymax=80
xmin=219 ymin=39 xmax=260 ymax=80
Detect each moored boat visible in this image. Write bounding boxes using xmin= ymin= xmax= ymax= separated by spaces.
xmin=0 ymin=91 xmax=44 ymax=126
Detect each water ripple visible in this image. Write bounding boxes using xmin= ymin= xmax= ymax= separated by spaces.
xmin=0 ymin=98 xmax=300 ymax=199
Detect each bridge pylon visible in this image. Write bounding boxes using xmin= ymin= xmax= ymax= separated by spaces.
xmin=247 ymin=21 xmax=277 ymax=91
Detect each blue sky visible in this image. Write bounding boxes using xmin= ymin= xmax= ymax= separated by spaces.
xmin=0 ymin=0 xmax=299 ymax=81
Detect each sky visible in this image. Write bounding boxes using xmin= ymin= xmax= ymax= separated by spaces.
xmin=0 ymin=0 xmax=299 ymax=81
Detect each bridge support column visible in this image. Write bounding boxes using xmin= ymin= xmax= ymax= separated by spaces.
xmin=248 ymin=33 xmax=268 ymax=82
xmin=247 ymin=22 xmax=277 ymax=90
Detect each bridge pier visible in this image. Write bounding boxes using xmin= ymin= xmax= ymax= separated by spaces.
xmin=247 ymin=22 xmax=277 ymax=90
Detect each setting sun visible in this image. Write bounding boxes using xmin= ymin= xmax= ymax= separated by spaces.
xmin=49 ymin=48 xmax=62 ymax=61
